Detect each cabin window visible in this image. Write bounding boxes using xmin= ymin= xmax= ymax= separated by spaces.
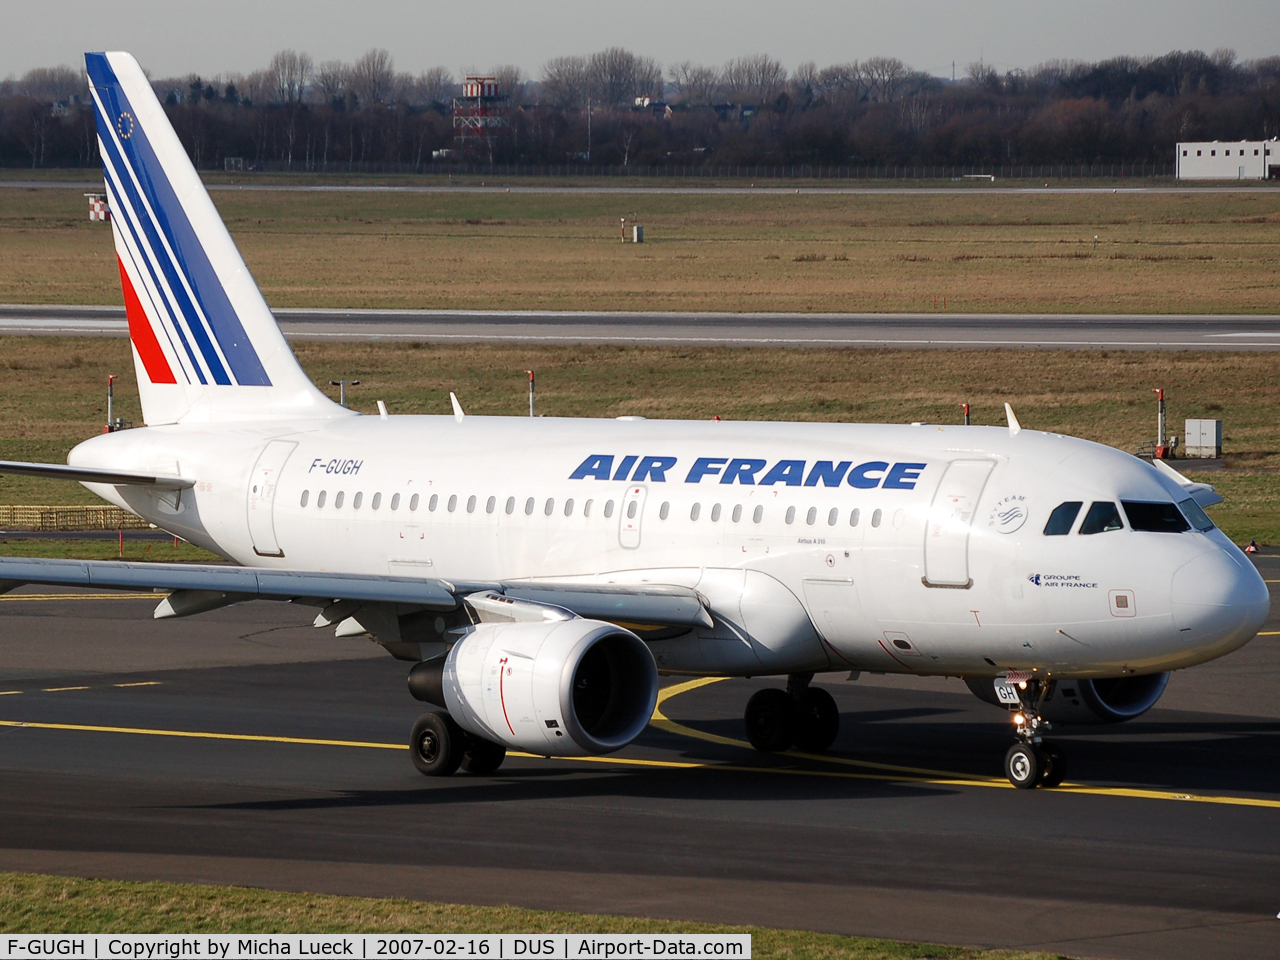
xmin=390 ymin=493 xmax=400 ymax=510
xmin=300 ymin=490 xmax=309 ymax=507
xmin=584 ymin=499 xmax=594 ymax=517
xmin=334 ymin=491 xmax=345 ymax=508
xmin=659 ymin=501 xmax=670 ymax=520
xmin=525 ymin=497 xmax=535 ymax=515
xmin=785 ymin=506 xmax=795 ymax=524
xmin=565 ymin=498 xmax=575 ymax=516
xmin=428 ymin=494 xmax=437 ymax=512
xmin=410 ymin=493 xmax=420 ymax=511
xmin=827 ymin=507 xmax=838 ymax=526
xmin=691 ymin=503 xmax=701 ymax=521
xmin=448 ymin=495 xmax=458 ymax=513
xmin=353 ymin=492 xmax=363 ymax=509
xmin=627 ymin=500 xmax=638 ymax=519
xmin=505 ymin=496 xmax=515 ymax=515
xmin=604 ymin=499 xmax=615 ymax=518
xmin=1043 ymin=501 xmax=1082 ymax=535
xmin=371 ymin=493 xmax=381 ymax=510
xmin=1079 ymin=501 xmax=1122 ymax=534
xmin=806 ymin=506 xmax=817 ymax=525
xmin=753 ymin=505 xmax=764 ymax=523
xmin=731 ymin=504 xmax=742 ymax=523
xmin=871 ymin=508 xmax=882 ymax=527
xmin=317 ymin=491 xmax=327 ymax=508
xmin=849 ymin=507 xmax=860 ymax=527
xmin=486 ymin=496 xmax=496 ymax=514
xmin=545 ymin=498 xmax=555 ymax=516
xmin=466 ymin=495 xmax=476 ymax=514
xmin=1178 ymin=498 xmax=1215 ymax=532
xmin=1122 ymin=501 xmax=1189 ymax=533
xmin=711 ymin=503 xmax=722 ymax=522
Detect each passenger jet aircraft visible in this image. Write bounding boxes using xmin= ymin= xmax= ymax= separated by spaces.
xmin=0 ymin=52 xmax=1270 ymax=788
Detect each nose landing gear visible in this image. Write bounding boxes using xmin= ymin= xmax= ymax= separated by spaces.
xmin=1001 ymin=677 xmax=1067 ymax=789
xmin=744 ymin=673 xmax=841 ymax=753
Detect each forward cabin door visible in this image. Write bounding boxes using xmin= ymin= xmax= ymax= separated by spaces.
xmin=247 ymin=440 xmax=297 ymax=558
xmin=922 ymin=459 xmax=994 ymax=588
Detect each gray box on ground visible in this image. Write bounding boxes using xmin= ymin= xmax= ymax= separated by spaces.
xmin=1184 ymin=418 xmax=1222 ymax=458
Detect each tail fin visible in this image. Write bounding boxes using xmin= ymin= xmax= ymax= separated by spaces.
xmin=85 ymin=51 xmax=344 ymax=425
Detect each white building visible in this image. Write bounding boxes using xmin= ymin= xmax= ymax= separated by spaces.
xmin=1176 ymin=140 xmax=1278 ymax=179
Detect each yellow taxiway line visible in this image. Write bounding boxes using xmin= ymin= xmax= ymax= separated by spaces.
xmin=0 ymin=676 xmax=1277 ymax=810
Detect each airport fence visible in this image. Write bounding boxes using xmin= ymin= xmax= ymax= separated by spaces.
xmin=0 ymin=505 xmax=150 ymax=531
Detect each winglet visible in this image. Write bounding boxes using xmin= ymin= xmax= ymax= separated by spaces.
xmin=450 ymin=392 xmax=465 ymax=422
xmin=1004 ymin=403 xmax=1021 ymax=437
xmin=1151 ymin=457 xmax=1224 ymax=507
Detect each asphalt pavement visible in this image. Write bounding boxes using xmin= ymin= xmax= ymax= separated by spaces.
xmin=4 ymin=304 xmax=1280 ymax=350
xmin=0 ymin=558 xmax=1277 ymax=958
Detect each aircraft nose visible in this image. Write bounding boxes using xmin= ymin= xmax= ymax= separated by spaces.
xmin=1171 ymin=548 xmax=1271 ymax=649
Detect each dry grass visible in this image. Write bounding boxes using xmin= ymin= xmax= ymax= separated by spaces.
xmin=0 ymin=872 xmax=1060 ymax=959
xmin=1 ymin=336 xmax=1278 ymax=542
xmin=1 ymin=187 xmax=1278 ymax=313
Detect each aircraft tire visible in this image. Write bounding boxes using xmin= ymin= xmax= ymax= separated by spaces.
xmin=745 ymin=688 xmax=797 ymax=752
xmin=1004 ymin=743 xmax=1041 ymax=789
xmin=1038 ymin=742 xmax=1067 ymax=788
xmin=460 ymin=737 xmax=507 ymax=775
xmin=410 ymin=712 xmax=465 ymax=777
xmin=793 ymin=687 xmax=840 ymax=751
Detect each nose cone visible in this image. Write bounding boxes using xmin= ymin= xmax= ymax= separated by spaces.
xmin=1171 ymin=548 xmax=1270 ymax=654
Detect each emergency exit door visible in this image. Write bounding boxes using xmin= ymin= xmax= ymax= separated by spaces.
xmin=247 ymin=440 xmax=297 ymax=557
xmin=619 ymin=484 xmax=647 ymax=549
xmin=923 ymin=459 xmax=994 ymax=587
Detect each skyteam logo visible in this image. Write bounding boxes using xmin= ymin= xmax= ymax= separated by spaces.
xmin=569 ymin=454 xmax=927 ymax=489
xmin=987 ymin=494 xmax=1029 ymax=533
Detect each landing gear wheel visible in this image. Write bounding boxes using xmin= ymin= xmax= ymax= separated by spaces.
xmin=793 ymin=687 xmax=840 ymax=751
xmin=460 ymin=737 xmax=507 ymax=775
xmin=1038 ymin=742 xmax=1067 ymax=788
xmin=745 ymin=688 xmax=796 ymax=752
xmin=410 ymin=712 xmax=465 ymax=777
xmin=1004 ymin=743 xmax=1041 ymax=789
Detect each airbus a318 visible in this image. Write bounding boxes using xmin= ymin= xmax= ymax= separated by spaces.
xmin=0 ymin=52 xmax=1268 ymax=788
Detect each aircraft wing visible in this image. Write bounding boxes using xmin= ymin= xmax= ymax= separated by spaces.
xmin=0 ymin=558 xmax=713 ymax=630
xmin=0 ymin=460 xmax=192 ymax=489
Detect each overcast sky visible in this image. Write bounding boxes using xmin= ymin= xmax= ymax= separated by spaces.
xmin=6 ymin=0 xmax=1277 ymax=80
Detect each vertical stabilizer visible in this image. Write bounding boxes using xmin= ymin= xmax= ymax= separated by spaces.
xmin=85 ymin=51 xmax=346 ymax=424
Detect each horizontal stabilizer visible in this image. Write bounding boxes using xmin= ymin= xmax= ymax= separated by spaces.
xmin=0 ymin=459 xmax=192 ymax=489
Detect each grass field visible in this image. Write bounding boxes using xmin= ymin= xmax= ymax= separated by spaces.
xmin=0 ymin=336 xmax=1276 ymax=544
xmin=0 ymin=873 xmax=1057 ymax=959
xmin=2 ymin=184 xmax=1279 ymax=313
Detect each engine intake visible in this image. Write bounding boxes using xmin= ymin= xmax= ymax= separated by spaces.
xmin=965 ymin=672 xmax=1170 ymax=724
xmin=408 ymin=619 xmax=658 ymax=756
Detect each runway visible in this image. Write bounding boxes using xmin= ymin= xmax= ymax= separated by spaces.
xmin=5 ymin=304 xmax=1280 ymax=350
xmin=0 ymin=558 xmax=1277 ymax=959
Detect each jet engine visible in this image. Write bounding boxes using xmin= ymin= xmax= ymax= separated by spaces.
xmin=965 ymin=672 xmax=1170 ymax=725
xmin=408 ymin=618 xmax=658 ymax=756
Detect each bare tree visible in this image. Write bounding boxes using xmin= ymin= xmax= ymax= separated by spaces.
xmin=667 ymin=60 xmax=720 ymax=104
xmin=861 ymin=56 xmax=909 ymax=101
xmin=16 ymin=66 xmax=84 ymax=102
xmin=721 ymin=54 xmax=787 ymax=104
xmin=540 ymin=55 xmax=588 ymax=110
xmin=314 ymin=60 xmax=349 ymax=106
xmin=493 ymin=64 xmax=526 ymax=103
xmin=966 ymin=60 xmax=999 ymax=91
xmin=419 ymin=66 xmax=455 ymax=105
xmin=586 ymin=48 xmax=661 ymax=107
xmin=351 ymin=49 xmax=394 ymax=106
xmin=267 ymin=50 xmax=313 ymax=104
xmin=816 ymin=61 xmax=865 ymax=102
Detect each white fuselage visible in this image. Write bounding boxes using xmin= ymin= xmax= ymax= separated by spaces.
xmin=71 ymin=415 xmax=1270 ymax=681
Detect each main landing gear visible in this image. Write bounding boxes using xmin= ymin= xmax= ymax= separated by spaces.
xmin=744 ymin=673 xmax=840 ymax=753
xmin=410 ymin=712 xmax=507 ymax=777
xmin=1002 ymin=679 xmax=1067 ymax=790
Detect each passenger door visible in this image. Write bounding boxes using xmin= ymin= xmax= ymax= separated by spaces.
xmin=247 ymin=440 xmax=297 ymax=558
xmin=923 ymin=460 xmax=994 ymax=587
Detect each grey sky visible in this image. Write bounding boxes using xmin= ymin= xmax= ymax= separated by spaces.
xmin=6 ymin=1 xmax=1277 ymax=80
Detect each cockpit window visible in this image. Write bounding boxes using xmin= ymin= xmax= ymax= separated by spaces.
xmin=1079 ymin=501 xmax=1123 ymax=534
xmin=1178 ymin=498 xmax=1216 ymax=532
xmin=1043 ymin=501 xmax=1083 ymax=535
xmin=1122 ymin=501 xmax=1190 ymax=533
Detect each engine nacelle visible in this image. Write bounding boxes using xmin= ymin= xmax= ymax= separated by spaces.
xmin=408 ymin=619 xmax=658 ymax=756
xmin=965 ymin=672 xmax=1170 ymax=725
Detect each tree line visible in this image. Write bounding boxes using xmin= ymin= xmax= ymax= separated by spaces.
xmin=1 ymin=46 xmax=1277 ymax=170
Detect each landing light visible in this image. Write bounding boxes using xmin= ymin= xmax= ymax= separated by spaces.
xmin=1012 ymin=714 xmax=1026 ymax=725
